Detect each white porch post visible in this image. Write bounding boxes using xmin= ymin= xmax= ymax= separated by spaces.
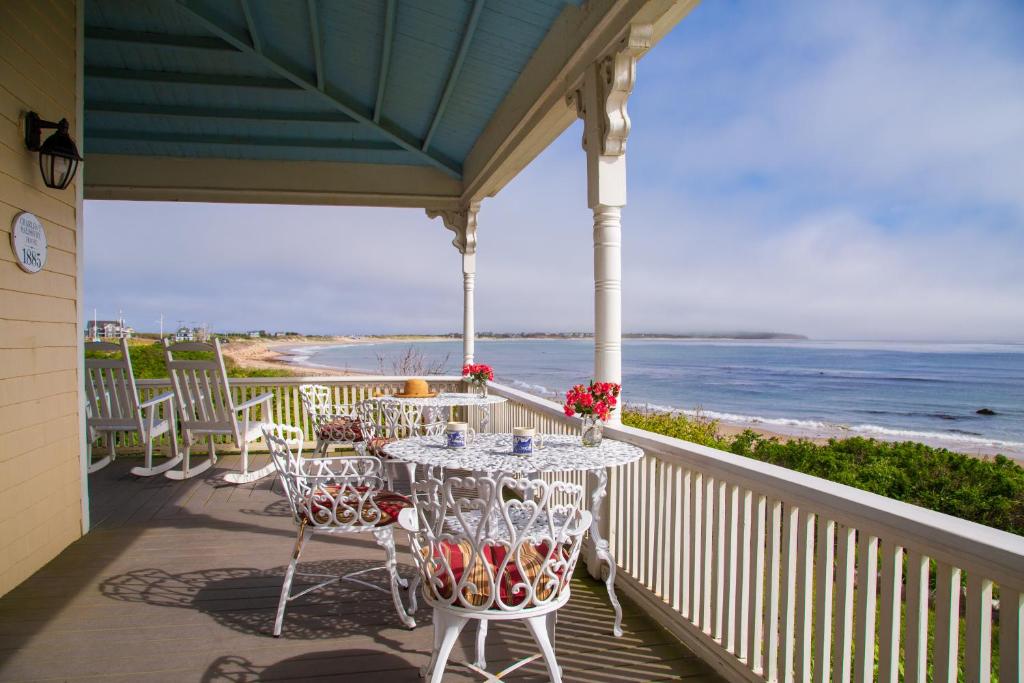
xmin=574 ymin=23 xmax=651 ymax=425
xmin=427 ymin=202 xmax=480 ymax=366
xmin=573 ymin=24 xmax=651 ymax=582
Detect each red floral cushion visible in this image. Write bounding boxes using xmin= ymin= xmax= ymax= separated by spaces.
xmin=366 ymin=436 xmax=395 ymax=458
xmin=304 ymin=485 xmax=410 ymax=527
xmin=316 ymin=417 xmax=363 ymax=442
xmin=424 ymin=539 xmax=567 ymax=608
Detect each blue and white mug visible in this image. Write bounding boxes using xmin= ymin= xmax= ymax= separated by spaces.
xmin=445 ymin=422 xmax=475 ymax=448
xmin=512 ymin=427 xmax=544 ymax=455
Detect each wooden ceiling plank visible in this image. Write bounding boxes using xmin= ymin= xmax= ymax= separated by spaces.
xmin=421 ymin=0 xmax=485 ymax=153
xmin=373 ymin=0 xmax=396 ymax=124
xmin=174 ymin=0 xmax=462 ymax=178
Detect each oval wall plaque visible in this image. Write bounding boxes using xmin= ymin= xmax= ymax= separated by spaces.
xmin=10 ymin=212 xmax=47 ymax=273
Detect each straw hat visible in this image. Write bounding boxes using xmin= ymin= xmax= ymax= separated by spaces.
xmin=394 ymin=378 xmax=437 ymax=398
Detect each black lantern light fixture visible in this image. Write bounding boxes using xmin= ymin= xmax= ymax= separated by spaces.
xmin=24 ymin=111 xmax=83 ymax=190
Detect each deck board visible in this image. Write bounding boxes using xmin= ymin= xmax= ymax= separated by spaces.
xmin=0 ymin=456 xmax=722 ymax=682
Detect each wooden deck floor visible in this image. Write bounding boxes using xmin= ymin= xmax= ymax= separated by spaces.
xmin=0 ymin=455 xmax=722 ymax=682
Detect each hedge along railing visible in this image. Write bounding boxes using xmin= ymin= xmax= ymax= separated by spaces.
xmin=479 ymin=382 xmax=1024 ymax=683
xmin=118 ymin=375 xmax=465 ymax=450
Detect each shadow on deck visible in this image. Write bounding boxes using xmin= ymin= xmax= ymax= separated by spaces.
xmin=0 ymin=455 xmax=722 ymax=682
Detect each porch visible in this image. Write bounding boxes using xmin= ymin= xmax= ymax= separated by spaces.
xmin=0 ymin=450 xmax=718 ymax=683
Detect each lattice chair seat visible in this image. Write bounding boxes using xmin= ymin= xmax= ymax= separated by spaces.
xmin=264 ymin=425 xmax=416 ymax=637
xmin=314 ymin=416 xmax=364 ymax=443
xmin=305 ymin=485 xmax=410 ymax=527
xmin=424 ymin=539 xmax=568 ymax=609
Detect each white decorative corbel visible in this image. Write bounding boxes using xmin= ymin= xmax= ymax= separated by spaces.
xmin=569 ymin=23 xmax=653 ymax=157
xmin=426 ymin=201 xmax=479 ymax=258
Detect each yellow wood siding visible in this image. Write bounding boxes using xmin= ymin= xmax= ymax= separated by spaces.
xmin=0 ymin=0 xmax=82 ymax=596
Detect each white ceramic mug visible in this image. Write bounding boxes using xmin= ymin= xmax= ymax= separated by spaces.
xmin=445 ymin=421 xmax=475 ymax=448
xmin=512 ymin=427 xmax=544 ymax=454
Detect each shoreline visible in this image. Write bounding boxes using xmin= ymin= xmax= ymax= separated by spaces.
xmin=223 ymin=337 xmax=1021 ymax=461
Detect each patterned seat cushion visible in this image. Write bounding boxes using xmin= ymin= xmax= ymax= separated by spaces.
xmin=304 ymin=485 xmax=410 ymax=527
xmin=366 ymin=436 xmax=395 ymax=458
xmin=424 ymin=539 xmax=567 ymax=608
xmin=316 ymin=417 xmax=363 ymax=442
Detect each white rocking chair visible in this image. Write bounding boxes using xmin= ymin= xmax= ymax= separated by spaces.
xmin=163 ymin=339 xmax=274 ymax=483
xmin=401 ymin=475 xmax=591 ymax=683
xmin=263 ymin=424 xmax=417 ymax=636
xmin=84 ymin=339 xmax=181 ymax=476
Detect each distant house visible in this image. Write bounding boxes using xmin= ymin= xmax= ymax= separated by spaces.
xmin=86 ymin=320 xmax=132 ymax=340
xmin=247 ymin=330 xmax=262 ymax=338
xmin=174 ymin=326 xmax=195 ymax=342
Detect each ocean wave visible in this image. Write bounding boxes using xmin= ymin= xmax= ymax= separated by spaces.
xmin=629 ymin=402 xmax=1024 ymax=452
xmin=509 ymin=379 xmax=559 ymax=397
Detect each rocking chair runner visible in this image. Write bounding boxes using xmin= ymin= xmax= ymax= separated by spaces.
xmin=162 ymin=339 xmax=274 ymax=483
xmin=401 ymin=475 xmax=591 ymax=683
xmin=84 ymin=338 xmax=180 ymax=475
xmin=263 ymin=425 xmax=417 ymax=636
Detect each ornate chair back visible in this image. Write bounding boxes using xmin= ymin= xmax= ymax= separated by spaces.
xmin=265 ymin=426 xmax=404 ymax=532
xmin=403 ymin=476 xmax=591 ymax=613
xmin=162 ymin=339 xmax=238 ymax=440
xmin=301 ymin=383 xmax=363 ymax=451
xmin=84 ymin=338 xmax=142 ymax=434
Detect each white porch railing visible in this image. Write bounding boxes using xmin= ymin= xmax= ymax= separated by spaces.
xmin=114 ymin=375 xmax=1022 ymax=682
xmin=484 ymin=382 xmax=1024 ymax=683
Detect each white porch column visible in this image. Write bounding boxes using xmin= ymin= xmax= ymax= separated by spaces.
xmin=427 ymin=202 xmax=480 ymax=366
xmin=573 ymin=23 xmax=652 ymax=425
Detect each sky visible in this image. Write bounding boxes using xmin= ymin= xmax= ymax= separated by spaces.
xmin=84 ymin=0 xmax=1024 ymax=341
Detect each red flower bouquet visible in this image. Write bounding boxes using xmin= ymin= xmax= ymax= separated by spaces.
xmin=462 ymin=363 xmax=494 ymax=384
xmin=563 ymin=381 xmax=621 ymax=422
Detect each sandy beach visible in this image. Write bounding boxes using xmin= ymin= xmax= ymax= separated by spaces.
xmin=223 ymin=336 xmax=819 ymax=445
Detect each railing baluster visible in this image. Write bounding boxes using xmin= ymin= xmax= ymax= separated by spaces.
xmin=713 ymin=479 xmax=727 ymax=641
xmin=933 ymin=562 xmax=962 ymax=683
xmin=779 ymin=503 xmax=798 ymax=682
xmin=737 ymin=487 xmax=753 ymax=660
xmin=680 ymin=468 xmax=692 ymax=618
xmin=725 ymin=484 xmax=740 ymax=653
xmin=690 ymin=471 xmax=704 ymax=629
xmin=813 ymin=518 xmax=836 ymax=683
xmin=833 ymin=525 xmax=856 ymax=683
xmin=904 ymin=550 xmax=930 ymax=683
xmin=748 ymin=492 xmax=767 ymax=676
xmin=876 ymin=540 xmax=903 ymax=683
xmin=964 ymin=573 xmax=992 ymax=683
xmin=795 ymin=510 xmax=815 ymax=683
xmin=765 ymin=498 xmax=783 ymax=682
xmin=702 ymin=475 xmax=715 ymax=634
xmin=1001 ymin=587 xmax=1023 ymax=683
xmin=853 ymin=533 xmax=878 ymax=683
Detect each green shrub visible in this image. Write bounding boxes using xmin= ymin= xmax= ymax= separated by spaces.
xmin=85 ymin=340 xmax=294 ymax=379
xmin=622 ymin=410 xmax=1024 ymax=535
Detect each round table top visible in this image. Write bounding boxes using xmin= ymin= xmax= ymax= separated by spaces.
xmin=382 ymin=433 xmax=644 ymax=473
xmin=377 ymin=392 xmax=507 ymax=408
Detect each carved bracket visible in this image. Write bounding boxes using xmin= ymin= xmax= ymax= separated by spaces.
xmin=569 ymin=23 xmax=653 ymax=156
xmin=426 ymin=201 xmax=479 ymax=256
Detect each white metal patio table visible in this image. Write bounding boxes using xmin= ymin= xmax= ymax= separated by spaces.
xmin=383 ymin=432 xmax=644 ymax=637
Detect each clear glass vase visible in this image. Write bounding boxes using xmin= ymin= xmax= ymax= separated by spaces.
xmin=471 ymin=380 xmax=488 ymax=398
xmin=581 ymin=415 xmax=603 ymax=447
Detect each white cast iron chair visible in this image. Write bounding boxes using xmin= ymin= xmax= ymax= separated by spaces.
xmin=298 ymin=384 xmax=365 ymax=456
xmin=264 ymin=424 xmax=417 ymax=637
xmin=401 ymin=475 xmax=591 ymax=683
xmin=356 ymin=397 xmax=447 ymax=491
xmin=163 ymin=339 xmax=274 ymax=483
xmin=84 ymin=338 xmax=181 ymax=475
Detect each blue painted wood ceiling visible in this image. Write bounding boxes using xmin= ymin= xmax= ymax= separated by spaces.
xmin=84 ymin=0 xmax=581 ymax=179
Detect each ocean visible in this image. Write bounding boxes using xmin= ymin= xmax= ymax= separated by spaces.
xmin=285 ymin=339 xmax=1024 ymax=459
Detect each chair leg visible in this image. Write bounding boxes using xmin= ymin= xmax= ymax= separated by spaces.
xmin=474 ymin=620 xmax=488 ymax=670
xmin=426 ymin=610 xmax=468 ymax=683
xmin=144 ymin=433 xmax=154 ymax=470
xmin=374 ymin=528 xmax=415 ymax=628
xmin=274 ymin=522 xmax=309 ymax=637
xmin=525 ymin=614 xmax=563 ymax=683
